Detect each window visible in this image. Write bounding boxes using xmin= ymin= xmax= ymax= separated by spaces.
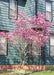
xmin=32 ymin=41 xmax=41 ymax=56
xmin=0 ymin=32 xmax=7 ymax=55
xmin=9 ymin=0 xmax=18 ymax=19
xmin=46 ymin=1 xmax=52 ymax=21
xmin=31 ymin=28 xmax=41 ymax=56
xmin=50 ymin=35 xmax=54 ymax=56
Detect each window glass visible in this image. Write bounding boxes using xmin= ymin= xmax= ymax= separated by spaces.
xmin=46 ymin=2 xmax=52 ymax=21
xmin=50 ymin=35 xmax=54 ymax=45
xmin=9 ymin=0 xmax=17 ymax=19
xmin=32 ymin=41 xmax=41 ymax=56
xmin=0 ymin=36 xmax=7 ymax=55
xmin=50 ymin=35 xmax=54 ymax=56
xmin=46 ymin=2 xmax=51 ymax=12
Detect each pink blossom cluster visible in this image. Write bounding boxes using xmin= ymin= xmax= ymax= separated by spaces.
xmin=0 ymin=10 xmax=53 ymax=47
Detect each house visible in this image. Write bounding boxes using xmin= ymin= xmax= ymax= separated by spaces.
xmin=0 ymin=0 xmax=54 ymax=70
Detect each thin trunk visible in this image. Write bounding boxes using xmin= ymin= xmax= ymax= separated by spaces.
xmin=19 ymin=52 xmax=23 ymax=69
xmin=20 ymin=53 xmax=22 ymax=65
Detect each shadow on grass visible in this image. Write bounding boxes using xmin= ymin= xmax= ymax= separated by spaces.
xmin=25 ymin=74 xmax=30 ymax=75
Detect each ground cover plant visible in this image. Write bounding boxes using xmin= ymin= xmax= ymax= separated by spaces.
xmin=25 ymin=71 xmax=54 ymax=75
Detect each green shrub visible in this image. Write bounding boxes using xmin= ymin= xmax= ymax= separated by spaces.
xmin=46 ymin=66 xmax=54 ymax=71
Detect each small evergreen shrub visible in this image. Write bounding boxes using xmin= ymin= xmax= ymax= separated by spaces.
xmin=46 ymin=66 xmax=54 ymax=71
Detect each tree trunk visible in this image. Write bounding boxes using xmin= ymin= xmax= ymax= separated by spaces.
xmin=20 ymin=53 xmax=22 ymax=65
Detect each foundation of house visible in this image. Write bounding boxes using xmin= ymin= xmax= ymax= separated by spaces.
xmin=0 ymin=65 xmax=52 ymax=71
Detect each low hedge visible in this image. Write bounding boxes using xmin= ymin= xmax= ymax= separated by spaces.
xmin=46 ymin=66 xmax=54 ymax=71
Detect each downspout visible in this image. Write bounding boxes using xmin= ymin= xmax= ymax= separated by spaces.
xmin=41 ymin=46 xmax=46 ymax=65
xmin=35 ymin=0 xmax=37 ymax=15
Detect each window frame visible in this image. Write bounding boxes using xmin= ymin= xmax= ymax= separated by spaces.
xmin=45 ymin=0 xmax=52 ymax=21
xmin=0 ymin=30 xmax=8 ymax=56
xmin=9 ymin=0 xmax=18 ymax=19
xmin=49 ymin=33 xmax=54 ymax=56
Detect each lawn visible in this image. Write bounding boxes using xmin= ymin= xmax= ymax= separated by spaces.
xmin=25 ymin=71 xmax=54 ymax=75
xmin=0 ymin=71 xmax=54 ymax=75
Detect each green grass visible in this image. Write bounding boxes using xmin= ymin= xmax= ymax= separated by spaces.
xmin=25 ymin=71 xmax=54 ymax=75
xmin=0 ymin=71 xmax=54 ymax=75
xmin=0 ymin=73 xmax=8 ymax=75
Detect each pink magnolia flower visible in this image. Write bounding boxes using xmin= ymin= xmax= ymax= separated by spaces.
xmin=0 ymin=10 xmax=53 ymax=47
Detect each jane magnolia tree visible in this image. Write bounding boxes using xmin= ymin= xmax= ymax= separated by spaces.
xmin=0 ymin=10 xmax=52 ymax=65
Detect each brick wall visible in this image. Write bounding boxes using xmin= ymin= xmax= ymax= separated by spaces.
xmin=0 ymin=65 xmax=46 ymax=71
xmin=0 ymin=65 xmax=54 ymax=71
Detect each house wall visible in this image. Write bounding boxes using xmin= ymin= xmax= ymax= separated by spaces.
xmin=0 ymin=0 xmax=54 ymax=65
xmin=37 ymin=0 xmax=54 ymax=65
xmin=45 ymin=0 xmax=54 ymax=65
xmin=0 ymin=0 xmax=37 ymax=65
